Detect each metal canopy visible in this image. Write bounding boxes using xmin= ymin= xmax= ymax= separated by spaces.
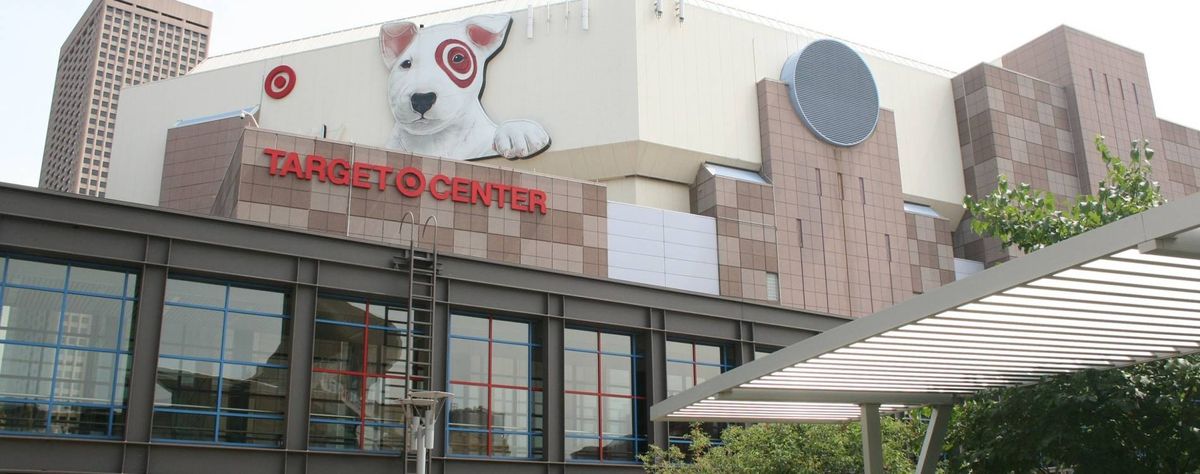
xmin=651 ymin=193 xmax=1200 ymax=424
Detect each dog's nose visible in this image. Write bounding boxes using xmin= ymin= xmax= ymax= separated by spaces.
xmin=411 ymin=92 xmax=437 ymax=115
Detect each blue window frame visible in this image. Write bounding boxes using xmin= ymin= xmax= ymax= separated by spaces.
xmin=665 ymin=340 xmax=732 ymax=449
xmin=309 ymin=294 xmax=421 ymax=452
xmin=563 ymin=327 xmax=644 ymax=463
xmin=446 ymin=313 xmax=543 ymax=459
xmin=0 ymin=255 xmax=138 ymax=439
xmin=151 ymin=277 xmax=289 ymax=447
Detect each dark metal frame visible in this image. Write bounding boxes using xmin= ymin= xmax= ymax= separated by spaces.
xmin=0 ymin=184 xmax=845 ymax=474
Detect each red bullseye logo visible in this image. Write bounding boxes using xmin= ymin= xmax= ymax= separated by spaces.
xmin=435 ymin=39 xmax=476 ymax=88
xmin=264 ymin=65 xmax=296 ymax=99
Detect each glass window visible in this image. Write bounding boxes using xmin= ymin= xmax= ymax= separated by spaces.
xmin=665 ymin=340 xmax=732 ymax=451
xmin=563 ymin=328 xmax=643 ymax=463
xmin=309 ymin=295 xmax=420 ymax=452
xmin=153 ymin=278 xmax=289 ymax=447
xmin=447 ymin=314 xmax=542 ymax=459
xmin=0 ymin=256 xmax=137 ymax=438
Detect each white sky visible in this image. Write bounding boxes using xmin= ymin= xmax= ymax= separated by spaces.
xmin=1 ymin=0 xmax=1197 ymax=187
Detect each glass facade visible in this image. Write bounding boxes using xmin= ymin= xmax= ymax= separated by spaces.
xmin=563 ymin=328 xmax=643 ymax=463
xmin=309 ymin=295 xmax=421 ymax=451
xmin=0 ymin=256 xmax=137 ymax=438
xmin=152 ymin=278 xmax=289 ymax=446
xmin=447 ymin=314 xmax=543 ymax=458
xmin=665 ymin=340 xmax=731 ymax=448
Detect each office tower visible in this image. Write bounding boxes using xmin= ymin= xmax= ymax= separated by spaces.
xmin=39 ymin=0 xmax=211 ymax=197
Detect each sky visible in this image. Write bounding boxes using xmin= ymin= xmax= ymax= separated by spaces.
xmin=1 ymin=0 xmax=1197 ymax=187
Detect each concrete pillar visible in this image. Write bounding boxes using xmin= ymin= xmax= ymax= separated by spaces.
xmin=860 ymin=403 xmax=883 ymax=474
xmin=916 ymin=405 xmax=953 ymax=474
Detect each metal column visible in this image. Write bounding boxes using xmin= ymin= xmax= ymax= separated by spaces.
xmin=916 ymin=405 xmax=952 ymax=474
xmin=860 ymin=403 xmax=883 ymax=474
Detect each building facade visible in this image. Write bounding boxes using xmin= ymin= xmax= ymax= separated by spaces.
xmin=8 ymin=1 xmax=1200 ymax=473
xmin=39 ymin=0 xmax=211 ymax=197
xmin=0 ymin=184 xmax=842 ymax=473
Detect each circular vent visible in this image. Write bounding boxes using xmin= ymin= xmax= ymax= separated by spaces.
xmin=780 ymin=39 xmax=879 ymax=147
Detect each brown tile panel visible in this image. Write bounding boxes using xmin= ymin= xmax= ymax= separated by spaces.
xmin=693 ymin=166 xmax=778 ymax=300
xmin=216 ymin=128 xmax=607 ymax=277
xmin=160 ymin=115 xmax=253 ymax=213
xmin=951 ymin=63 xmax=1079 ymax=267
xmin=736 ymin=80 xmax=936 ymax=318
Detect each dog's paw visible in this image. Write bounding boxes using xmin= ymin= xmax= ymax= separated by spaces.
xmin=493 ymin=120 xmax=550 ymax=160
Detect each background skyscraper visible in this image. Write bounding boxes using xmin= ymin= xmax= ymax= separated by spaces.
xmin=39 ymin=0 xmax=211 ymax=197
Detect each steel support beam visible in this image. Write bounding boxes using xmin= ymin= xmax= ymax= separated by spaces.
xmin=917 ymin=404 xmax=952 ymax=474
xmin=718 ymin=387 xmax=958 ymax=405
xmin=860 ymin=403 xmax=882 ymax=474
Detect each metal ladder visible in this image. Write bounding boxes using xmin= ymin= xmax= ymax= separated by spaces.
xmin=395 ymin=212 xmax=439 ymax=471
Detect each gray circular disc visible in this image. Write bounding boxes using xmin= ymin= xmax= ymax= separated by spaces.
xmin=781 ymin=39 xmax=880 ymax=147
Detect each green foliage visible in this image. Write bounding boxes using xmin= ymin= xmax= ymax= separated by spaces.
xmin=952 ymin=135 xmax=1200 ymax=473
xmin=639 ymin=417 xmax=924 ymax=474
xmin=947 ymin=357 xmax=1200 ymax=474
xmin=964 ymin=136 xmax=1163 ymax=254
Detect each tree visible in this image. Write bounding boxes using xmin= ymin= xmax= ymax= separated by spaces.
xmin=949 ymin=136 xmax=1200 ymax=473
xmin=640 ymin=417 xmax=924 ymax=474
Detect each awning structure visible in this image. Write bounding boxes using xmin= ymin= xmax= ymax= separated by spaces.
xmin=650 ymin=193 xmax=1200 ymax=473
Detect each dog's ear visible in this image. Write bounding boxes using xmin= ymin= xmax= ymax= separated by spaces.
xmin=380 ymin=21 xmax=417 ymax=69
xmin=463 ymin=14 xmax=512 ymax=57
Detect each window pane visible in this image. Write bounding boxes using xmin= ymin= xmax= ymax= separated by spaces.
xmin=491 ymin=387 xmax=529 ymax=431
xmin=564 ymin=328 xmax=596 ymax=351
xmin=62 ymin=294 xmax=123 ymax=350
xmin=493 ymin=432 xmax=530 ymax=458
xmin=152 ymin=411 xmax=215 ymax=442
xmin=220 ymin=363 xmax=287 ymax=415
xmin=0 ymin=400 xmax=46 ymax=432
xmin=492 ymin=319 xmax=528 ymax=343
xmin=366 ymin=377 xmax=406 ymax=423
xmin=383 ymin=306 xmax=408 ymax=329
xmin=601 ymin=355 xmax=632 ymax=396
xmin=449 ymin=314 xmax=488 ymax=339
xmin=219 ymin=415 xmax=283 ymax=446
xmin=309 ymin=421 xmax=358 ymax=450
xmin=159 ymin=306 xmax=223 ymax=358
xmin=228 ymin=286 xmax=284 ymax=314
xmin=67 ymin=266 xmax=126 ymax=296
xmin=367 ymin=331 xmax=405 ymax=376
xmin=563 ymin=351 xmax=597 ymax=392
xmin=665 ymin=341 xmax=692 ymax=361
xmin=50 ymin=404 xmax=111 ymax=436
xmin=6 ymin=259 xmax=67 ymax=289
xmin=310 ymin=373 xmax=360 ymax=419
xmin=313 ymin=321 xmax=363 ymax=372
xmin=600 ymin=333 xmax=631 ymax=354
xmin=1 ymin=287 xmax=63 ymax=344
xmin=154 ymin=358 xmax=219 ymax=409
xmin=694 ymin=345 xmax=722 ymax=365
xmin=491 ymin=343 xmax=529 ymax=387
xmin=0 ymin=343 xmax=55 ymax=399
xmin=164 ymin=279 xmax=225 ymax=308
xmin=565 ymin=436 xmax=601 ymax=461
xmin=315 ymin=298 xmax=366 ymax=324
xmin=448 ymin=339 xmax=487 ymax=383
xmin=603 ymin=438 xmax=638 ymax=462
xmin=603 ymin=396 xmax=634 ymax=437
xmin=666 ymin=361 xmax=692 ymax=396
xmin=224 ymin=313 xmax=288 ymax=364
xmin=695 ymin=364 xmax=722 ymax=386
xmin=52 ymin=349 xmax=119 ymax=404
xmin=448 ymin=430 xmax=487 ymax=456
xmin=448 ymin=383 xmax=486 ymax=429
xmin=364 ymin=423 xmax=405 ymax=451
xmin=564 ymin=393 xmax=598 ymax=436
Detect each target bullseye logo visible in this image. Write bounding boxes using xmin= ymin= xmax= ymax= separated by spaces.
xmin=264 ymin=65 xmax=296 ymax=99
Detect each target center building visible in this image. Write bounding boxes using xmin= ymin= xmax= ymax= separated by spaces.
xmin=5 ymin=0 xmax=1200 ymax=473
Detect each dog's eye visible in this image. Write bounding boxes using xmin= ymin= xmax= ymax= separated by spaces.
xmin=400 ymin=59 xmax=412 ymax=69
xmin=452 ymin=54 xmax=464 ymax=63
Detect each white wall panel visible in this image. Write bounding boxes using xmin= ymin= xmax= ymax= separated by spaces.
xmin=608 ymin=202 xmax=718 ymax=294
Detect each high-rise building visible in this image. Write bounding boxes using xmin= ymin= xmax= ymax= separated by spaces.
xmin=39 ymin=0 xmax=211 ymax=197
